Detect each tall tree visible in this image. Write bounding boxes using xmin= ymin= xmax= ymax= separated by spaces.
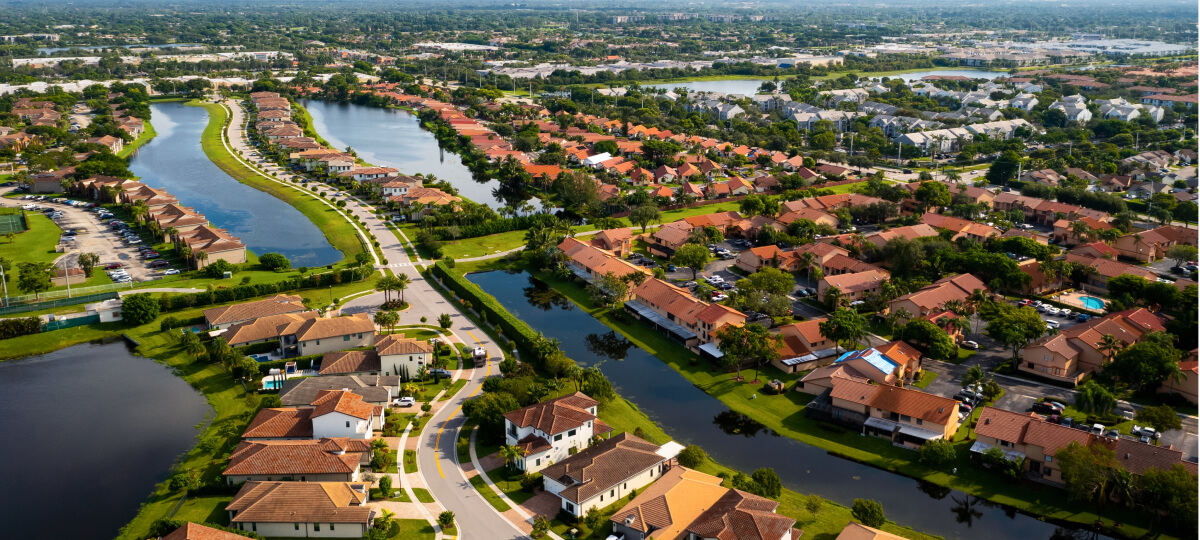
xmin=715 ymin=324 xmax=782 ymax=382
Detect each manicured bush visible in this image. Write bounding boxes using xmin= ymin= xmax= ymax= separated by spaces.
xmin=852 ymin=498 xmax=886 ymax=528
xmin=918 ymin=439 xmax=955 ymax=466
xmin=0 ymin=317 xmax=42 ymax=339
xmin=677 ymin=444 xmax=708 ymax=468
xmin=122 ymin=293 xmax=160 ymax=326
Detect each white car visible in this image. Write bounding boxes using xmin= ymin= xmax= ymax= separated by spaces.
xmin=1060 ymin=308 xmax=1073 ymax=317
xmin=711 ymin=293 xmax=729 ymax=302
xmin=1045 ymin=307 xmax=1060 ymax=316
xmin=163 ymin=269 xmax=180 ymax=275
xmin=1045 ymin=319 xmax=1060 ymax=329
xmin=395 ymin=397 xmax=416 ymax=408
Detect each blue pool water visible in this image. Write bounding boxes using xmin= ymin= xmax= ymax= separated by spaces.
xmin=1079 ymin=296 xmax=1105 ymax=310
xmin=262 ymin=380 xmax=282 ymax=390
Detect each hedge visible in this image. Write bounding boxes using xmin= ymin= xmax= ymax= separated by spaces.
xmin=234 ymin=341 xmax=280 ymax=356
xmin=436 ymin=213 xmax=558 ymax=241
xmin=431 ymin=261 xmax=541 ymax=357
xmin=0 ymin=317 xmax=42 ymax=339
xmin=158 ymin=268 xmax=370 ymax=313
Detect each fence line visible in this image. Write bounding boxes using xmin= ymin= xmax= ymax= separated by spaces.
xmin=2 ymin=281 xmax=135 ymax=305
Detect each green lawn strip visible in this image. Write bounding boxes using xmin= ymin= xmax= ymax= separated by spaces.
xmin=823 ymin=181 xmax=867 ymax=194
xmin=441 ymin=229 xmax=529 ymax=260
xmin=0 ymin=321 xmax=124 ymax=360
xmin=188 ymin=100 xmax=364 ymax=261
xmin=411 ymin=487 xmax=436 ymax=504
xmin=912 ymin=371 xmax=938 ymax=389
xmin=291 ymin=100 xmax=335 ymax=149
xmin=404 ymin=449 xmax=418 ymax=474
xmin=116 ymin=306 xmax=265 ymax=540
xmin=170 ymin=494 xmax=232 ymax=525
xmin=0 ymin=212 xmax=62 ymax=265
xmin=439 ymin=379 xmax=468 ymax=401
xmin=468 ymin=474 xmax=512 ymax=512
xmin=528 ymin=268 xmax=1157 ymax=538
xmin=371 ymin=487 xmax=412 ymax=503
xmin=456 ymin=421 xmax=474 ymax=462
xmin=117 ymin=117 xmax=158 ymax=158
xmin=391 ymin=518 xmax=435 ymax=540
xmin=484 ymin=465 xmax=537 ymax=505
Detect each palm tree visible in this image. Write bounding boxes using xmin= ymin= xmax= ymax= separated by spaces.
xmin=1069 ymin=221 xmax=1092 ymax=244
xmin=129 ymin=200 xmax=149 ymax=223
xmin=887 ymin=307 xmax=912 ymax=339
xmin=499 ymin=445 xmax=523 ymax=471
xmin=374 ymin=509 xmax=396 ymax=533
xmin=375 ymin=275 xmax=399 ymax=304
xmin=395 ymin=273 xmax=412 ymax=304
xmin=181 ymin=331 xmax=205 ymax=360
xmin=798 ymin=251 xmax=818 ymax=285
xmin=966 ymin=289 xmax=991 ymax=334
xmin=1097 ymin=228 xmax=1121 ymax=245
xmin=1096 ymin=334 xmax=1124 ymax=363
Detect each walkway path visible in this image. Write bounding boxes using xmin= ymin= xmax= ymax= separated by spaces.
xmin=229 ymin=97 xmax=528 ymax=539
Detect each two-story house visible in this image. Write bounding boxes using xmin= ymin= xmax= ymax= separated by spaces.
xmin=1020 ymin=308 xmax=1166 ymax=385
xmin=203 ymin=294 xmax=307 ymax=330
xmin=222 ymin=438 xmax=370 ymax=484
xmin=824 ymin=377 xmax=960 ymax=448
xmin=227 ymin=481 xmax=374 ymax=538
xmin=541 ymin=433 xmax=674 ymax=517
xmin=771 ymin=318 xmax=840 ymax=374
xmin=503 ymin=392 xmax=613 ymax=473
xmin=626 ymin=278 xmax=746 ymax=349
xmin=318 ymin=334 xmax=434 ymax=378
xmin=243 ymin=389 xmax=383 ymax=440
xmin=887 ymin=274 xmax=988 ymax=321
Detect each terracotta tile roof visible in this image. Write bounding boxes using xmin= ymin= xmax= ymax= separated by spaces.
xmin=1071 ymin=242 xmax=1119 ymax=258
xmin=319 ymin=350 xmax=381 ymax=375
xmin=801 ymin=363 xmax=871 ymax=385
xmin=821 ymin=269 xmax=890 ymax=294
xmin=1063 ymin=253 xmax=1157 ymax=280
xmin=279 ymin=375 xmax=399 ymax=407
xmin=1020 ymin=418 xmax=1092 ymax=456
xmin=177 ymin=225 xmax=246 ymax=255
xmin=227 ymin=481 xmax=373 ymax=524
xmin=867 ymin=224 xmax=939 ymax=248
xmin=559 ymin=237 xmax=649 ymax=279
xmin=686 ymin=488 xmax=795 ymax=540
xmin=542 ymin=433 xmax=664 ymax=504
xmin=376 ymin=333 xmax=434 ymax=355
xmin=312 ymin=390 xmax=375 ymax=420
xmin=696 ymin=302 xmax=745 ymax=325
xmin=835 ymin=523 xmax=909 ymax=540
xmin=204 ymin=295 xmax=306 ymax=326
xmin=1103 ymin=437 xmax=1198 ymax=476
xmin=516 ymin=433 xmax=553 ymax=455
xmin=975 ymin=407 xmax=1041 ymax=444
xmin=891 ymin=273 xmax=987 ymax=311
xmin=788 ymin=318 xmax=826 ymax=345
xmin=161 ymin=523 xmax=250 ymax=540
xmin=243 ymin=408 xmax=315 ymax=439
xmin=293 ymin=313 xmax=376 ymax=342
xmin=223 ymin=311 xmax=321 ymax=346
xmin=503 ymin=392 xmax=599 ymax=435
xmin=830 ymin=378 xmax=957 ymax=425
xmin=823 ymin=254 xmax=880 ymax=274
xmin=223 ymin=439 xmax=361 ymax=477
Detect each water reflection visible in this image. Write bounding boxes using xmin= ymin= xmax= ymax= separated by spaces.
xmin=712 ymin=410 xmax=778 ymax=437
xmin=917 ymin=479 xmax=952 ymax=500
xmin=952 ymin=494 xmax=985 ymax=527
xmin=585 ymin=331 xmax=634 ymax=362
xmin=522 ymin=279 xmax=573 ymax=311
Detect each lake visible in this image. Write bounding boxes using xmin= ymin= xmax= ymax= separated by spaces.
xmin=129 ymin=102 xmax=342 ymax=267
xmin=469 ymin=270 xmax=1109 ymax=540
xmin=649 ymin=69 xmax=1013 ymax=95
xmin=300 ymin=100 xmax=504 ymax=208
xmin=0 ymin=342 xmax=211 ymax=540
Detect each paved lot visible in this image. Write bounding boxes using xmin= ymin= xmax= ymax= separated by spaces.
xmin=0 ymin=192 xmax=166 ymax=282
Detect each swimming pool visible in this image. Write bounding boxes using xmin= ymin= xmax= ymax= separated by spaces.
xmin=1079 ymin=295 xmax=1105 ymax=310
xmin=262 ymin=380 xmax=282 ymax=390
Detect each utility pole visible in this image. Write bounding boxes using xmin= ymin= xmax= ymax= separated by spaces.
xmin=0 ymin=264 xmax=8 ymax=307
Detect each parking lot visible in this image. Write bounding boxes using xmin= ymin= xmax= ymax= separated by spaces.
xmin=0 ymin=191 xmax=172 ymax=283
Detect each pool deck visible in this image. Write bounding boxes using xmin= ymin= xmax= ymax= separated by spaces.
xmin=259 ymin=368 xmax=318 ymax=389
xmin=1050 ymin=291 xmax=1106 ymax=314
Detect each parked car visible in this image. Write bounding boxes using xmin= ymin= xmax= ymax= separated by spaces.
xmin=1076 ymin=313 xmax=1091 ymax=322
xmin=960 ymin=340 xmax=979 ymax=350
xmin=1018 ymin=299 xmax=1033 ymax=307
xmin=1106 ymin=429 xmax=1120 ymax=439
xmin=395 ymin=397 xmax=416 ymax=408
xmin=1045 ymin=320 xmax=1060 ymax=329
xmin=1171 ymin=266 xmax=1186 ymax=275
xmin=711 ymin=293 xmax=728 ymax=302
xmin=1090 ymin=424 xmax=1105 ymax=436
xmin=1033 ymin=401 xmax=1061 ymax=414
xmin=1045 ymin=306 xmax=1061 ymax=316
xmin=666 ymin=264 xmax=676 ymax=272
xmin=430 ymin=368 xmax=453 ymax=378
xmin=1059 ymin=308 xmax=1073 ymax=318
xmin=163 ymin=269 xmax=180 ymax=275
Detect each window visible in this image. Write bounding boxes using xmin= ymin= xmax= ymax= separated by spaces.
xmin=346 ymin=421 xmax=350 ymax=427
xmin=330 ymin=524 xmax=335 ymax=531
xmin=565 ymin=502 xmax=575 ymax=513
xmin=568 ymin=429 xmax=576 ymax=437
xmin=536 ymin=458 xmax=541 ymax=466
xmin=295 ymin=524 xmax=300 ymax=531
xmin=345 ymin=335 xmax=350 ymax=341
xmin=314 ymin=524 xmax=320 ymax=532
xmin=316 ymin=340 xmax=320 ymax=346
xmin=251 ymin=524 xmax=257 ymax=532
xmin=610 ymin=489 xmax=615 ymax=497
xmin=900 ymin=415 xmax=911 ymax=422
xmin=600 ymin=495 xmax=604 ymax=502
xmin=1045 ymin=455 xmax=1052 ymax=462
xmin=916 ymin=419 xmax=923 ymax=425
xmin=554 ymin=434 xmax=563 ymax=442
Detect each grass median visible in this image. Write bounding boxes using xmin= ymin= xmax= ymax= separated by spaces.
xmin=188 ymin=100 xmax=365 ymax=262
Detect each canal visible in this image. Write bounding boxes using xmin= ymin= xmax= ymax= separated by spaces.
xmin=130 ymin=101 xmax=341 ymax=267
xmin=468 ymin=270 xmax=1107 ymax=540
xmin=300 ymin=100 xmax=504 ymax=209
xmin=0 ymin=341 xmax=210 ymax=540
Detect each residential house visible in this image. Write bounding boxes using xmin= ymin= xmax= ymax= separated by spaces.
xmin=279 ymin=375 xmax=399 ymax=408
xmin=865 ymin=224 xmax=940 ymax=251
xmin=777 ymin=208 xmax=838 ymax=229
xmin=541 ymin=433 xmax=674 ymax=517
xmin=161 ymin=523 xmax=251 ymax=540
xmin=1020 ymin=308 xmax=1165 ymax=384
xmin=812 ymin=376 xmax=960 ymax=448
xmin=293 ymin=314 xmax=377 ymax=356
xmin=86 ymin=135 xmax=124 ymax=153
xmin=204 ymin=294 xmax=307 ymax=330
xmin=832 ymin=341 xmax=921 ymax=386
xmin=920 ymin=213 xmax=1001 ymax=242
xmin=244 ymin=390 xmax=382 ymax=441
xmin=1158 ymin=353 xmax=1198 ymax=405
xmin=504 ymin=392 xmax=613 ymax=474
xmin=626 ymin=278 xmax=746 ymax=349
xmin=610 ymin=466 xmax=799 ymax=540
xmin=319 ymin=333 xmax=433 ymax=378
xmin=817 ymin=269 xmax=891 ymax=304
xmin=592 ymin=228 xmax=633 ymax=257
xmin=770 ymin=318 xmax=840 ymax=374
xmin=223 ymin=311 xmax=322 ymax=348
xmin=888 ymin=274 xmax=987 ymax=320
xmin=836 ymin=523 xmax=909 ymax=540
xmin=1064 ymin=253 xmax=1158 ymax=294
xmin=1071 ymin=242 xmax=1120 ymax=260
xmin=973 ymin=407 xmax=1197 ymax=485
xmin=226 ymin=481 xmax=373 ymax=538
xmin=222 ymin=438 xmax=370 ymax=483
xmin=29 ymin=167 xmax=76 ymax=193
xmin=558 ymin=236 xmax=649 ymax=287
xmin=1052 ymin=216 xmax=1113 ymax=245
xmin=647 ymin=222 xmax=691 ymax=258
xmin=175 ymin=225 xmax=247 ymax=269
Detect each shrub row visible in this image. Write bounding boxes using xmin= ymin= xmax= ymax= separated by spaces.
xmin=256 ymin=353 xmax=321 ymax=375
xmin=431 ymin=261 xmax=540 ymax=356
xmin=0 ymin=317 xmax=42 ymax=339
xmin=436 ymin=213 xmax=558 ymax=241
xmin=158 ymin=268 xmax=370 ymax=312
xmin=233 ymin=341 xmax=280 ymax=356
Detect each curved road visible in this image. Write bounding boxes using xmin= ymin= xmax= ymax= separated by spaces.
xmin=226 ymin=99 xmax=527 ymax=539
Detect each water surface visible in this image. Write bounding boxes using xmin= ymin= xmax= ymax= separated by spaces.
xmin=0 ymin=342 xmax=210 ymax=540
xmin=469 ymin=269 xmax=1109 ymax=540
xmin=129 ymin=102 xmax=341 ymax=267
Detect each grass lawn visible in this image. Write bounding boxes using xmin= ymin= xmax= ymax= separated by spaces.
xmin=823 ymin=181 xmax=867 ymax=194
xmin=371 ymin=487 xmax=412 ymax=503
xmin=0 ymin=212 xmax=62 ymax=266
xmin=117 ymin=117 xmax=158 ymax=158
xmin=188 ymin=100 xmax=365 ymax=261
xmin=439 ymin=379 xmax=468 ymax=401
xmin=391 ymin=519 xmax=435 ymax=540
xmin=912 ymin=371 xmax=938 ymax=389
xmin=524 ymin=267 xmax=1161 ymax=539
xmin=468 ymin=474 xmax=512 ymax=512
xmin=485 ymin=465 xmax=537 ymax=505
xmin=441 ymin=229 xmax=527 ymax=260
xmin=404 ymin=449 xmax=418 ymax=474
xmin=411 ymin=487 xmax=435 ymax=504
xmin=170 ymin=495 xmax=232 ymax=525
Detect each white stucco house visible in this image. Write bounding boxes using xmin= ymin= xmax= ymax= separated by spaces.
xmin=503 ymin=392 xmax=613 ymax=473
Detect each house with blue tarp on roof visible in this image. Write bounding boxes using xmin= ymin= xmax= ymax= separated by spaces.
xmin=832 ymin=341 xmax=922 ymax=386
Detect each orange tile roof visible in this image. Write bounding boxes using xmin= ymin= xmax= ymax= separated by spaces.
xmin=821 ymin=269 xmax=890 ymax=294
xmin=204 ymin=295 xmax=306 ymax=326
xmin=243 ymin=408 xmax=315 ymax=439
xmin=311 ymin=390 xmax=375 ymax=420
xmin=227 ymin=481 xmax=372 ymax=524
xmin=162 ymin=523 xmax=250 ymax=540
xmin=223 ymin=439 xmax=362 ymax=477
xmin=502 ymin=392 xmax=599 ymax=435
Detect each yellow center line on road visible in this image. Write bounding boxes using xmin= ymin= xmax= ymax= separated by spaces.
xmin=436 ymin=331 xmax=491 ymax=478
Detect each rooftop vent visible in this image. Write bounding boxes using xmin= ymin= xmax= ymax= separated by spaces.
xmin=625 ymin=515 xmax=636 ymax=525
xmin=984 ymin=418 xmax=990 ymax=425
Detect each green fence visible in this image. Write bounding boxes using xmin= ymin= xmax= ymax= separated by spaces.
xmin=43 ymin=314 xmax=101 ymax=332
xmin=0 ymin=212 xmax=27 ymax=235
xmin=0 ymin=292 xmax=119 ymax=316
